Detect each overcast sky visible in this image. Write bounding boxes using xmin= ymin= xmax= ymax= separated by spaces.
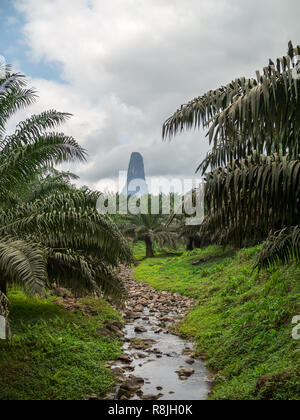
xmin=1 ymin=0 xmax=300 ymax=191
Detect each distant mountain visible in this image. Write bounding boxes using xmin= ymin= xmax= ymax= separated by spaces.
xmin=123 ymin=152 xmax=148 ymax=197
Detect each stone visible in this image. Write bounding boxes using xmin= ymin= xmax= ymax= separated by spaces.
xmin=142 ymin=394 xmax=161 ymax=400
xmin=130 ymin=339 xmax=156 ymax=350
xmin=122 ymin=377 xmax=144 ymax=393
xmin=176 ymin=368 xmax=195 ymax=378
xmin=118 ymin=354 xmax=133 ymax=364
xmin=185 ymin=358 xmax=195 ymax=365
xmin=104 ymin=361 xmax=114 ymax=368
xmin=106 ymin=324 xmax=124 ymax=336
xmin=86 ymin=394 xmax=99 ymax=400
xmin=134 ymin=325 xmax=147 ymax=333
xmin=137 ymin=353 xmax=147 ymax=359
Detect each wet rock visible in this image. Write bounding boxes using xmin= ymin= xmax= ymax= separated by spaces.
xmin=182 ymin=347 xmax=194 ymax=356
xmin=105 ymin=394 xmax=116 ymax=400
xmin=118 ymin=354 xmax=133 ymax=364
xmin=117 ymin=388 xmax=132 ymax=399
xmin=122 ymin=377 xmax=144 ymax=393
xmin=123 ymin=365 xmax=135 ymax=372
xmin=130 ymin=339 xmax=156 ymax=350
xmin=112 ymin=367 xmax=124 ymax=375
xmin=202 ymin=375 xmax=215 ymax=384
xmin=156 ymin=386 xmax=163 ymax=391
xmin=136 ymin=353 xmax=146 ymax=359
xmin=104 ymin=361 xmax=114 ymax=368
xmin=151 ymin=348 xmax=162 ymax=355
xmin=142 ymin=394 xmax=161 ymax=400
xmin=153 ymin=328 xmax=163 ymax=334
xmin=86 ymin=393 xmax=100 ymax=400
xmin=109 ymin=320 xmax=123 ymax=329
xmin=185 ymin=358 xmax=195 ymax=365
xmin=134 ymin=325 xmax=147 ymax=333
xmin=106 ymin=324 xmax=124 ymax=336
xmin=176 ymin=367 xmax=195 ymax=379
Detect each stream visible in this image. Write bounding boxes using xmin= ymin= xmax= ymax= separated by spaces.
xmin=107 ymin=267 xmax=213 ymax=401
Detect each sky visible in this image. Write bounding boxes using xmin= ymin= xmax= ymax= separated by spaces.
xmin=1 ymin=0 xmax=300 ymax=191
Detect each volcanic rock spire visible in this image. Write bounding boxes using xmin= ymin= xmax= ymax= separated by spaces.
xmin=124 ymin=152 xmax=148 ymax=197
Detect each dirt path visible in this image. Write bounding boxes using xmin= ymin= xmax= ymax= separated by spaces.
xmin=105 ymin=266 xmax=213 ymax=400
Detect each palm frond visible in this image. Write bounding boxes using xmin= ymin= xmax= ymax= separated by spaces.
xmin=0 ymin=88 xmax=37 ymax=137
xmin=0 ymin=133 xmax=86 ymax=196
xmin=0 ymin=192 xmax=133 ymax=266
xmin=163 ymin=42 xmax=300 ymax=163
xmin=256 ymin=226 xmax=300 ymax=269
xmin=1 ymin=110 xmax=72 ymax=150
xmin=46 ymin=248 xmax=126 ymax=301
xmin=0 ymin=237 xmax=46 ymax=295
xmin=200 ymin=153 xmax=300 ymax=247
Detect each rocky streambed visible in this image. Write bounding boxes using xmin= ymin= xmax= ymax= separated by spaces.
xmin=105 ymin=266 xmax=213 ymax=401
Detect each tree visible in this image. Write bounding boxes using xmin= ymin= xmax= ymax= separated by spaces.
xmin=163 ymin=42 xmax=300 ymax=268
xmin=121 ymin=211 xmax=177 ymax=258
xmin=0 ymin=64 xmax=132 ymax=307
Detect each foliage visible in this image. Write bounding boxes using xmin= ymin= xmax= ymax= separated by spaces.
xmin=162 ymin=42 xmax=300 ymax=268
xmin=119 ymin=195 xmax=178 ymax=257
xmin=0 ymin=290 xmax=122 ymax=400
xmin=0 ymin=64 xmax=132 ymax=303
xmin=256 ymin=226 xmax=300 ymax=269
xmin=163 ymin=41 xmax=300 ymax=162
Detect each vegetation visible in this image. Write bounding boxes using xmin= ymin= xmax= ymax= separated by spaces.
xmin=0 ymin=65 xmax=132 ymax=318
xmin=163 ymin=42 xmax=300 ymax=268
xmin=1 ymin=40 xmax=299 ymax=401
xmin=134 ymin=245 xmax=300 ymax=400
xmin=120 ymin=195 xmax=178 ymax=257
xmin=0 ymin=290 xmax=122 ymax=400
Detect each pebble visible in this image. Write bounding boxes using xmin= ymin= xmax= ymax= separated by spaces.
xmin=107 ymin=265 xmax=198 ymax=401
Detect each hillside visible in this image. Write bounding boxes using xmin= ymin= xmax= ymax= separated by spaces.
xmin=134 ymin=245 xmax=300 ymax=400
xmin=0 ymin=292 xmax=123 ymax=400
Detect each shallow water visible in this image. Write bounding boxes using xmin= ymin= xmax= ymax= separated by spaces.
xmin=113 ymin=308 xmax=211 ymax=400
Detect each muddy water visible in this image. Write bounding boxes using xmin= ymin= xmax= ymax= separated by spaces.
xmin=110 ymin=268 xmax=212 ymax=401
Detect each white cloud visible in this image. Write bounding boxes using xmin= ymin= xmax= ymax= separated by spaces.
xmin=11 ymin=0 xmax=300 ymax=189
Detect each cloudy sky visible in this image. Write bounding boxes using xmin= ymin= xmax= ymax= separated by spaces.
xmin=1 ymin=0 xmax=300 ymax=191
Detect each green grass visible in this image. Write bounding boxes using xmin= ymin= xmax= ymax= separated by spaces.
xmin=133 ymin=241 xmax=184 ymax=261
xmin=0 ymin=291 xmax=123 ymax=400
xmin=134 ymin=245 xmax=300 ymax=400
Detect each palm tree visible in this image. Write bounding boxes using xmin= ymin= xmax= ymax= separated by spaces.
xmin=121 ymin=212 xmax=177 ymax=258
xmin=0 ymin=64 xmax=132 ymax=306
xmin=162 ymin=42 xmax=300 ymax=268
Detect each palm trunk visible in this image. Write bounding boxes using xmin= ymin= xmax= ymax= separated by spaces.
xmin=0 ymin=282 xmax=11 ymax=341
xmin=186 ymin=237 xmax=194 ymax=251
xmin=0 ymin=278 xmax=7 ymax=296
xmin=145 ymin=237 xmax=154 ymax=258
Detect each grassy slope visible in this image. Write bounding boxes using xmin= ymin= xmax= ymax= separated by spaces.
xmin=0 ymin=291 xmax=122 ymax=400
xmin=134 ymin=244 xmax=300 ymax=400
